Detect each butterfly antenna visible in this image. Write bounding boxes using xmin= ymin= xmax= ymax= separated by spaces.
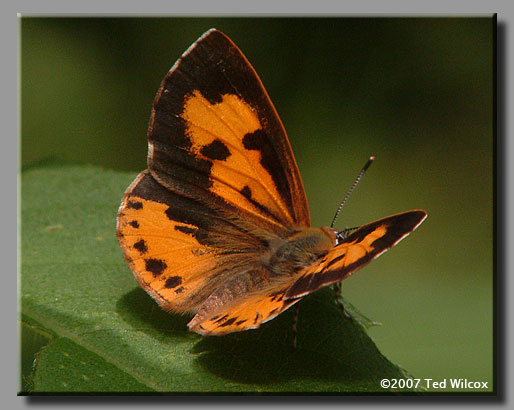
xmin=330 ymin=156 xmax=375 ymax=228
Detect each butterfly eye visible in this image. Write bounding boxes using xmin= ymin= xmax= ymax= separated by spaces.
xmin=335 ymin=231 xmax=346 ymax=244
xmin=335 ymin=227 xmax=359 ymax=244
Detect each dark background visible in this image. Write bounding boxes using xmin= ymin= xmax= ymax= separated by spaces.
xmin=21 ymin=17 xmax=494 ymax=390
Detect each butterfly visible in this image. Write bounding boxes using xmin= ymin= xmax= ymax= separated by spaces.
xmin=116 ymin=28 xmax=427 ymax=337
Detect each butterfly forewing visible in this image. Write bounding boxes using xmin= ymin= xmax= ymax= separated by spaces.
xmin=148 ymin=29 xmax=310 ymax=234
xmin=284 ymin=210 xmax=427 ymax=299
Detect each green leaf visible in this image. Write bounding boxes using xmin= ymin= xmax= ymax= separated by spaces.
xmin=27 ymin=328 xmax=153 ymax=392
xmin=20 ymin=321 xmax=53 ymax=391
xmin=20 ymin=165 xmax=417 ymax=393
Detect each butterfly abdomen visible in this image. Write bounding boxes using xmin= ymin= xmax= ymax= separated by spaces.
xmin=187 ymin=267 xmax=268 ymax=329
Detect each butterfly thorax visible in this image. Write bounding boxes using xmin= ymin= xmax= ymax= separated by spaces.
xmin=263 ymin=226 xmax=337 ymax=277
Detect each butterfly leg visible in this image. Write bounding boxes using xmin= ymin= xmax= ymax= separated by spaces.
xmin=291 ymin=303 xmax=300 ymax=350
xmin=333 ymin=282 xmax=353 ymax=321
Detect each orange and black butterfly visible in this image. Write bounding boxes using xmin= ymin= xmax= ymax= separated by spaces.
xmin=116 ymin=29 xmax=427 ymax=337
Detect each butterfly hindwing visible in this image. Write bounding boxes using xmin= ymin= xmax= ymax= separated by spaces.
xmin=285 ymin=210 xmax=428 ymax=299
xmin=117 ymin=171 xmax=271 ymax=312
xmin=148 ymin=29 xmax=310 ymax=235
xmin=188 ymin=277 xmax=302 ymax=336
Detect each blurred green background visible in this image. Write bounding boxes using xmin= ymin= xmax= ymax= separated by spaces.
xmin=21 ymin=17 xmax=494 ymax=391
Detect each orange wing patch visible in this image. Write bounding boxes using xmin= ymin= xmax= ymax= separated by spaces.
xmin=181 ymin=90 xmax=295 ymax=226
xmin=285 ymin=211 xmax=427 ymax=299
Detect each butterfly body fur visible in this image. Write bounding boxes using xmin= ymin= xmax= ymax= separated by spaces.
xmin=116 ymin=29 xmax=427 ymax=336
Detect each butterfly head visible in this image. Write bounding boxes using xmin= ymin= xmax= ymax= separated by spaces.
xmin=319 ymin=226 xmax=357 ymax=246
xmin=335 ymin=230 xmax=347 ymax=245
